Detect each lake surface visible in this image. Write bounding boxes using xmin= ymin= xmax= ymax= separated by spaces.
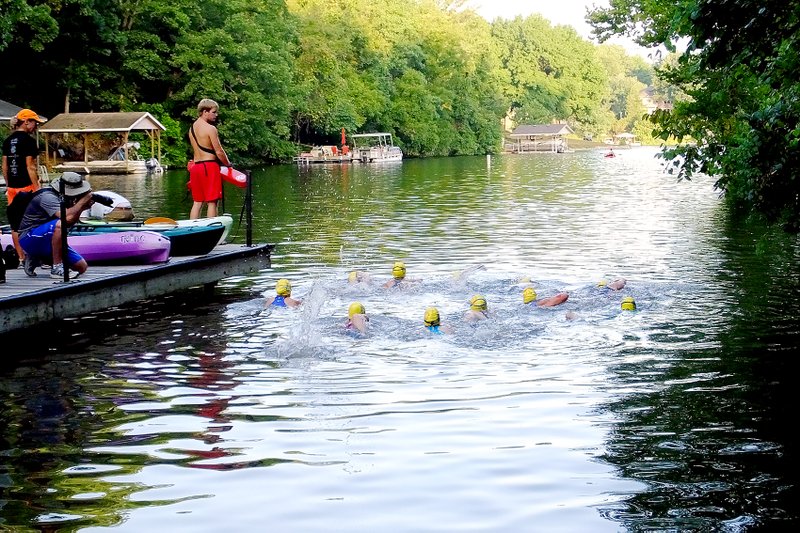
xmin=1 ymin=147 xmax=798 ymax=531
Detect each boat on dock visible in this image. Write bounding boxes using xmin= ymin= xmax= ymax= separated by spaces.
xmin=350 ymin=133 xmax=403 ymax=163
xmin=293 ymin=131 xmax=403 ymax=164
xmin=2 ymin=230 xmax=171 ymax=265
xmin=78 ymin=214 xmax=234 ymax=245
xmin=71 ymin=222 xmax=226 ymax=257
xmin=293 ymin=145 xmax=352 ymax=165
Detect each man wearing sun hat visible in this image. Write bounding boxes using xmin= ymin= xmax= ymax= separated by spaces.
xmin=17 ymin=172 xmax=98 ymax=279
xmin=2 ymin=108 xmax=47 ymax=262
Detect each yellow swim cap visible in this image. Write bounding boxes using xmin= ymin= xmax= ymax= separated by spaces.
xmin=470 ymin=294 xmax=487 ymax=311
xmin=348 ymin=301 xmax=365 ymax=318
xmin=597 ymin=279 xmax=608 ymax=288
xmin=523 ymin=287 xmax=537 ymax=304
xmin=621 ymin=296 xmax=636 ymax=311
xmin=275 ymin=278 xmax=291 ymax=297
xmin=392 ymin=261 xmax=406 ymax=280
xmin=348 ymin=271 xmax=358 ymax=283
xmin=424 ymin=307 xmax=440 ymax=327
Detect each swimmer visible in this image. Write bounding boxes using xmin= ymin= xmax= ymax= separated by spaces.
xmin=344 ymin=301 xmax=369 ymax=334
xmin=383 ymin=261 xmax=420 ymax=288
xmin=424 ymin=307 xmax=453 ymax=334
xmin=463 ymin=294 xmax=489 ymax=322
xmin=451 ymin=264 xmax=485 ymax=283
xmin=523 ymin=286 xmax=569 ymax=307
xmin=621 ymin=296 xmax=636 ymax=311
xmin=264 ymin=278 xmax=303 ymax=308
xmin=348 ymin=270 xmax=372 ymax=284
xmin=598 ymin=278 xmax=626 ymax=291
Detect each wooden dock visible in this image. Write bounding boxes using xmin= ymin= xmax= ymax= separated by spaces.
xmin=0 ymin=243 xmax=272 ymax=335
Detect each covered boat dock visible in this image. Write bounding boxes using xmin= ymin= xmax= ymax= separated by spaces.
xmin=507 ymin=124 xmax=574 ymax=153
xmin=39 ymin=112 xmax=166 ymax=174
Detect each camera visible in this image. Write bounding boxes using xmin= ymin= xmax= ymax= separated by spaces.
xmin=92 ymin=193 xmax=114 ymax=207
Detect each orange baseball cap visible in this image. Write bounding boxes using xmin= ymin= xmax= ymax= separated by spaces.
xmin=16 ymin=109 xmax=46 ymax=123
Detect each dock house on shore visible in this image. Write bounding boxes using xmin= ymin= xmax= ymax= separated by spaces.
xmin=39 ymin=112 xmax=166 ymax=174
xmin=507 ymin=123 xmax=574 ymax=153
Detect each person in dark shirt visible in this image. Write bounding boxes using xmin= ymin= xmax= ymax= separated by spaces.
xmin=2 ymin=109 xmax=46 ymax=261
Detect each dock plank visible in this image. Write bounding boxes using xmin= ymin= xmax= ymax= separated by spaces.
xmin=0 ymin=243 xmax=272 ymax=334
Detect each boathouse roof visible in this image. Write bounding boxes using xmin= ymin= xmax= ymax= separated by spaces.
xmin=510 ymin=124 xmax=574 ymax=137
xmin=39 ymin=112 xmax=166 ymax=134
xmin=1 ymin=98 xmax=49 ymax=122
xmin=0 ymin=98 xmax=23 ymax=121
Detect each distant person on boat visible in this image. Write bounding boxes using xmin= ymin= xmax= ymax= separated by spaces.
xmin=344 ymin=301 xmax=369 ymax=335
xmin=264 ymin=278 xmax=303 ymax=308
xmin=18 ymin=172 xmax=98 ymax=279
xmin=3 ymin=109 xmax=46 ymax=262
xmin=383 ymin=261 xmax=421 ymax=288
xmin=463 ymin=294 xmax=489 ymax=322
xmin=523 ymin=287 xmax=569 ymax=307
xmin=424 ymin=307 xmax=453 ymax=335
xmin=605 ymin=147 xmax=615 ymax=158
xmin=188 ymin=98 xmax=232 ymax=220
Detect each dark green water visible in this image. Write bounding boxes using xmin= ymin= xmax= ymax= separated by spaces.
xmin=1 ymin=148 xmax=798 ymax=531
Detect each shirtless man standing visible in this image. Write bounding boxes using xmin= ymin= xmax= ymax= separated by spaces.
xmin=188 ymin=99 xmax=232 ymax=219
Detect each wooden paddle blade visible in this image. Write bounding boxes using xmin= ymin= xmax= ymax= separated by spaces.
xmin=145 ymin=216 xmax=178 ymax=225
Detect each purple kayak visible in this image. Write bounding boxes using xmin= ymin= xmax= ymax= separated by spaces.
xmin=1 ymin=230 xmax=171 ymax=265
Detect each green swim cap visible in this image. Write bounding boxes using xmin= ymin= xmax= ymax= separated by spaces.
xmin=392 ymin=261 xmax=406 ymax=280
xmin=424 ymin=307 xmax=440 ymax=327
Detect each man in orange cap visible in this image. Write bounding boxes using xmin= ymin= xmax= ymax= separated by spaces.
xmin=2 ymin=108 xmax=47 ymax=262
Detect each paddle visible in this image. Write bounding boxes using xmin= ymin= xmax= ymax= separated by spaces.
xmin=145 ymin=216 xmax=178 ymax=225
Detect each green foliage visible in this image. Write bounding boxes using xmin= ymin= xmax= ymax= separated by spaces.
xmin=0 ymin=0 xmax=59 ymax=53
xmin=491 ymin=16 xmax=610 ymax=131
xmin=1 ymin=0 xmax=663 ymax=168
xmin=287 ymin=0 xmax=505 ymax=156
xmin=590 ymin=0 xmax=800 ymax=232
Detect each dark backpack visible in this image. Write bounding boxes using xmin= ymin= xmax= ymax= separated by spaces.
xmin=6 ymin=189 xmax=46 ymax=231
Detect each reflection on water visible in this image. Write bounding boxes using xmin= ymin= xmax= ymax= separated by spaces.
xmin=1 ymin=147 xmax=798 ymax=530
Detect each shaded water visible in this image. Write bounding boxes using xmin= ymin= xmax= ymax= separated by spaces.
xmin=1 ymin=147 xmax=798 ymax=531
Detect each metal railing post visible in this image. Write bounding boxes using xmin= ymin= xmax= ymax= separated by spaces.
xmin=59 ymin=181 xmax=69 ymax=282
xmin=245 ymin=170 xmax=253 ymax=247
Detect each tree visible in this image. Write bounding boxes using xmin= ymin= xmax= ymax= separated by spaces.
xmin=492 ymin=15 xmax=609 ymax=132
xmin=589 ymin=0 xmax=800 ymax=232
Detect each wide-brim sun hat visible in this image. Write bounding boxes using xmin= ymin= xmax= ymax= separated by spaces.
xmin=51 ymin=172 xmax=91 ymax=196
